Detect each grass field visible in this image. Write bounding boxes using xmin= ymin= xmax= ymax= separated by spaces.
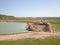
xmin=0 ymin=38 xmax=60 ymax=45
xmin=53 ymin=23 xmax=60 ymax=30
xmin=50 ymin=19 xmax=60 ymax=30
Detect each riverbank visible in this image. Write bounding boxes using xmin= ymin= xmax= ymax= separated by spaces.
xmin=0 ymin=32 xmax=60 ymax=41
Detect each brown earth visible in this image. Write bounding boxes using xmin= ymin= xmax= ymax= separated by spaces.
xmin=0 ymin=32 xmax=60 ymax=41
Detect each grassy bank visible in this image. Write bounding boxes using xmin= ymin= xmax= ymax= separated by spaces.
xmin=0 ymin=38 xmax=60 ymax=45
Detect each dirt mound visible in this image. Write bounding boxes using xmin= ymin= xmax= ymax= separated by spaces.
xmin=26 ymin=20 xmax=54 ymax=32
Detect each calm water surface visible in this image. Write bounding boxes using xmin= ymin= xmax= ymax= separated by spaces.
xmin=0 ymin=22 xmax=28 ymax=34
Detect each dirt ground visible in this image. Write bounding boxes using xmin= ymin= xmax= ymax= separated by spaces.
xmin=0 ymin=31 xmax=60 ymax=41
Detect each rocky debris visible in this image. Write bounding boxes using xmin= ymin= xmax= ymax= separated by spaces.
xmin=26 ymin=20 xmax=54 ymax=32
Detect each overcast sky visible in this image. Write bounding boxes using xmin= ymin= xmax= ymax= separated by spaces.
xmin=0 ymin=0 xmax=60 ymax=17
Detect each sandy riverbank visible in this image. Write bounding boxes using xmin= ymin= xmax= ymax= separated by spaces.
xmin=0 ymin=32 xmax=60 ymax=41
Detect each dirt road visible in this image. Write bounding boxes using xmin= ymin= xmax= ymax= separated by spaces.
xmin=0 ymin=32 xmax=60 ymax=41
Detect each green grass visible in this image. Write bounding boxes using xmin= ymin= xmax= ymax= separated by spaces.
xmin=53 ymin=23 xmax=60 ymax=30
xmin=0 ymin=38 xmax=60 ymax=45
xmin=49 ymin=19 xmax=60 ymax=30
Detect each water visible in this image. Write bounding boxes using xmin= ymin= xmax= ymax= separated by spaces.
xmin=0 ymin=22 xmax=28 ymax=34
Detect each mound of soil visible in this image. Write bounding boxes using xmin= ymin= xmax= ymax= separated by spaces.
xmin=26 ymin=20 xmax=54 ymax=32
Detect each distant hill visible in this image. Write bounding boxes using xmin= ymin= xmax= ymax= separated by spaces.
xmin=0 ymin=14 xmax=15 ymax=20
xmin=0 ymin=14 xmax=14 ymax=17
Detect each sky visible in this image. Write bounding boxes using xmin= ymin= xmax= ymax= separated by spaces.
xmin=0 ymin=0 xmax=60 ymax=17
